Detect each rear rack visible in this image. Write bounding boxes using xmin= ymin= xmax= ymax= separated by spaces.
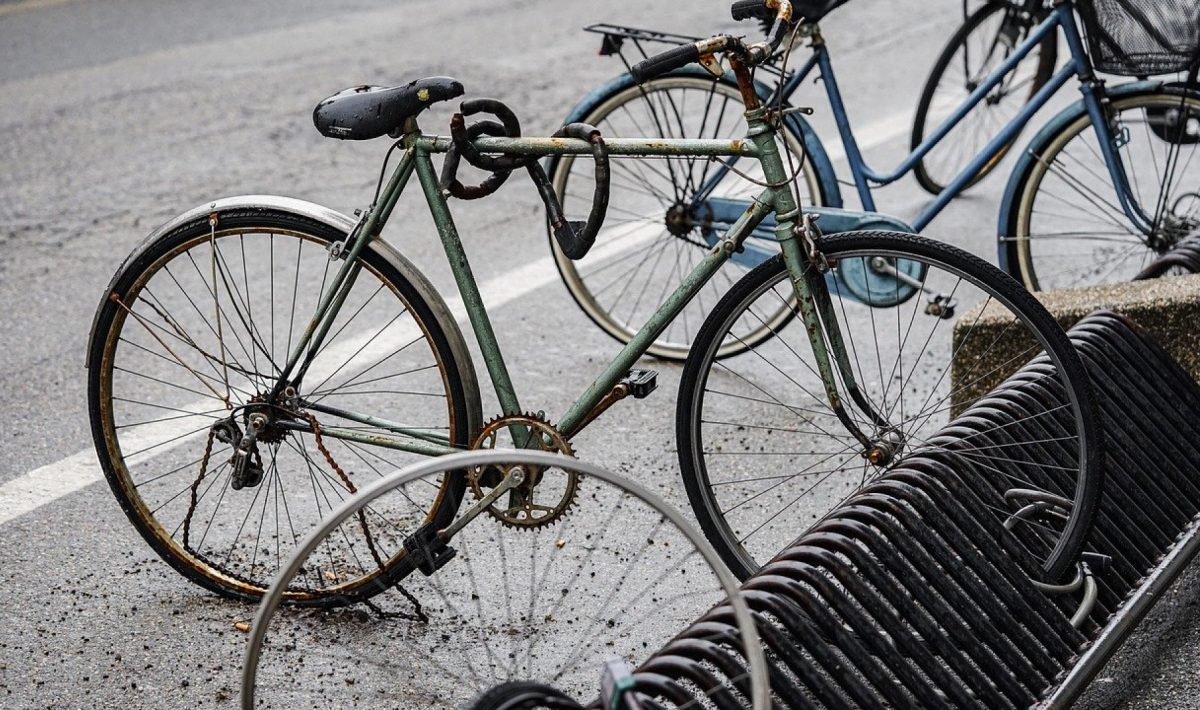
xmin=582 ymin=23 xmax=791 ymax=81
xmin=583 ymin=23 xmax=702 ymax=59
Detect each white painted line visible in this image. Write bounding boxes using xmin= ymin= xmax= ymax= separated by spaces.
xmin=820 ymin=99 xmax=965 ymax=166
xmin=0 ymin=226 xmax=655 ymax=527
xmin=0 ymin=450 xmax=106 ymax=526
xmin=823 ymin=108 xmax=916 ymax=165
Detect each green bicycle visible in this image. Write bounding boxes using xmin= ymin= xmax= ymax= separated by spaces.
xmin=86 ymin=0 xmax=1102 ymax=600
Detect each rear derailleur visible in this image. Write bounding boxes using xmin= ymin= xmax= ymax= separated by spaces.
xmin=210 ymin=411 xmax=269 ymax=490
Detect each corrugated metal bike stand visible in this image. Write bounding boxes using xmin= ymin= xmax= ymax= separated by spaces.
xmin=626 ymin=310 xmax=1200 ymax=709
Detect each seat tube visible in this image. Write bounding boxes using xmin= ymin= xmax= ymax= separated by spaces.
xmin=412 ymin=148 xmax=524 ymax=418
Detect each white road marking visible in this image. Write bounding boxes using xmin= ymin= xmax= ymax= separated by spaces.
xmin=0 ymin=226 xmax=656 ymax=527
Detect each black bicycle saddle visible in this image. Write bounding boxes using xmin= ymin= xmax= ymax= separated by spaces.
xmin=792 ymin=0 xmax=851 ymax=23
xmin=313 ymin=76 xmax=464 ymax=140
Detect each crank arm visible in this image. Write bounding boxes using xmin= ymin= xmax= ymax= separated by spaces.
xmin=440 ymin=467 xmax=526 ymax=539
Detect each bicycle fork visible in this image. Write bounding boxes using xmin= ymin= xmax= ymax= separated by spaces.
xmin=779 ymin=215 xmax=899 ymax=465
xmin=742 ymin=75 xmax=897 ymax=465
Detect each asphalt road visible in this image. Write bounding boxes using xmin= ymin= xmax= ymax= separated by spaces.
xmin=3 ymin=0 xmax=1200 ymax=707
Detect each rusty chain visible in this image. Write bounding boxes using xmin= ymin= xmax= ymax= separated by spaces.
xmin=181 ymin=428 xmax=216 ymax=550
xmin=303 ymin=412 xmax=428 ymax=622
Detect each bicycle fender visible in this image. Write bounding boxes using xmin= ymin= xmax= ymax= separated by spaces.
xmin=87 ymin=195 xmax=347 ymax=369
xmin=555 ymin=66 xmax=843 ymax=208
xmin=86 ymin=194 xmax=484 ymax=437
xmin=995 ymin=80 xmax=1162 ymax=273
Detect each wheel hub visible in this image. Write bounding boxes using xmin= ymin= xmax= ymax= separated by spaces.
xmin=865 ymin=429 xmax=905 ymax=467
xmin=210 ymin=390 xmax=300 ymax=491
xmin=664 ymin=203 xmax=694 ymax=238
xmin=1155 ymin=192 xmax=1200 ymax=250
xmin=240 ymin=392 xmax=296 ymax=445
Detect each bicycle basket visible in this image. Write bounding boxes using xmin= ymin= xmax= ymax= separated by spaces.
xmin=1076 ymin=0 xmax=1200 ymax=76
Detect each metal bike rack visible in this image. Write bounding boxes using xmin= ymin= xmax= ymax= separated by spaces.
xmin=623 ymin=310 xmax=1200 ymax=709
xmin=1135 ymin=237 xmax=1200 ymax=279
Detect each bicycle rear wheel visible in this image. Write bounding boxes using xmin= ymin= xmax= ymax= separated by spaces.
xmin=677 ymin=231 xmax=1102 ymax=582
xmin=87 ymin=206 xmax=479 ymax=604
xmin=911 ymin=0 xmax=1057 ymax=195
xmin=550 ymin=74 xmax=825 ymax=361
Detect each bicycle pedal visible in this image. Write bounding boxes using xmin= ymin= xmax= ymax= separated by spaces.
xmin=403 ymin=523 xmax=457 ymax=576
xmin=621 ymin=369 xmax=658 ymax=399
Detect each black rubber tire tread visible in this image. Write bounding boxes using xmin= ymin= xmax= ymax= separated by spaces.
xmin=910 ymin=1 xmax=1057 ymax=196
xmin=87 ymin=207 xmax=474 ymax=606
xmin=676 ymin=230 xmax=1102 ymax=582
xmin=461 ymin=681 xmax=585 ymax=710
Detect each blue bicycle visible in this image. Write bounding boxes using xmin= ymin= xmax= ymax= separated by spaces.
xmin=550 ymin=0 xmax=1200 ymax=360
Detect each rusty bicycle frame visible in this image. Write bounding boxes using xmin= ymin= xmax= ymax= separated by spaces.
xmin=269 ymin=58 xmax=883 ymax=458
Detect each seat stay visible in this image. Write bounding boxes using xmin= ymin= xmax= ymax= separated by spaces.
xmin=272 ymin=147 xmax=418 ymax=398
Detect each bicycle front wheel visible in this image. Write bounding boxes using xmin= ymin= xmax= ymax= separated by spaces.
xmin=1005 ymin=86 xmax=1200 ymax=290
xmin=550 ymin=74 xmax=826 ymax=361
xmin=677 ymin=231 xmax=1101 ymax=582
xmin=87 ymin=206 xmax=479 ymax=604
xmin=911 ymin=1 xmax=1057 ymax=195
xmin=242 ymin=451 xmax=770 ymax=710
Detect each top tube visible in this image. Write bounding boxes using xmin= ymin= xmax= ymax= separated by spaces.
xmin=414 ymin=134 xmax=760 ymax=158
xmin=852 ymin=7 xmax=1064 ymax=186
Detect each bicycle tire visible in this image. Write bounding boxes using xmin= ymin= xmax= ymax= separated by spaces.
xmin=87 ymin=206 xmax=480 ymax=605
xmin=240 ymin=450 xmax=771 ymax=710
xmin=676 ymin=230 xmax=1102 ymax=582
xmin=911 ymin=1 xmax=1057 ymax=196
xmin=1003 ymin=85 xmax=1200 ymax=290
xmin=461 ymin=681 xmax=584 ymax=710
xmin=548 ymin=73 xmax=828 ymax=361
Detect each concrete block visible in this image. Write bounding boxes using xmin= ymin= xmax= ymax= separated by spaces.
xmin=952 ymin=274 xmax=1200 ymax=407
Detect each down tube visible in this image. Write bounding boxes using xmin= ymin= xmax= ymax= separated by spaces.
xmin=558 ymin=194 xmax=774 ymax=437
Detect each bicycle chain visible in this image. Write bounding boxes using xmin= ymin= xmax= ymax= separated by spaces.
xmin=175 ymin=410 xmax=427 ymax=621
xmin=181 ymin=428 xmax=216 ymax=551
xmin=302 ymin=412 xmax=427 ymax=623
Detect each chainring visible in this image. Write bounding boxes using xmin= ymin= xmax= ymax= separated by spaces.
xmin=468 ymin=413 xmax=579 ymax=529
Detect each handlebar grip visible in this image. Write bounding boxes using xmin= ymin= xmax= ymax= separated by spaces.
xmin=730 ymin=0 xmax=774 ymax=21
xmin=630 ymin=43 xmax=701 ymax=84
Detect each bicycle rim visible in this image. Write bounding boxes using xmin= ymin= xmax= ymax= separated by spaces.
xmin=1011 ymin=89 xmax=1200 ymax=290
xmin=89 ymin=211 xmax=472 ymax=603
xmin=241 ymin=451 xmax=770 ymax=710
xmin=678 ymin=231 xmax=1100 ymax=582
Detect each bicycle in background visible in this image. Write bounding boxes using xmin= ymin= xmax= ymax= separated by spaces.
xmin=552 ymin=0 xmax=1200 ymax=357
